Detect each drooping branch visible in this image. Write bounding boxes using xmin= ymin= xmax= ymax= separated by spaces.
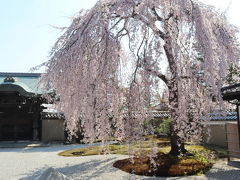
xmin=132 ymin=6 xmax=165 ymax=40
xmin=145 ymin=67 xmax=169 ymax=85
xmin=41 ymin=0 xmax=240 ymax=150
xmin=151 ymin=7 xmax=164 ymax=22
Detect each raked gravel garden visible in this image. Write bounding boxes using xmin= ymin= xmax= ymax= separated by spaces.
xmin=0 ymin=142 xmax=240 ymax=180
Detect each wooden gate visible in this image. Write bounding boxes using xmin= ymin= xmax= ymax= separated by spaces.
xmin=0 ymin=109 xmax=33 ymax=141
xmin=226 ymin=122 xmax=240 ymax=160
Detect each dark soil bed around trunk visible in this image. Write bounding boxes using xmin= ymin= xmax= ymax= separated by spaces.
xmin=113 ymin=152 xmax=212 ymax=177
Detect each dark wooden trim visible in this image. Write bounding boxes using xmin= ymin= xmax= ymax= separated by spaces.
xmin=237 ymin=105 xmax=240 ymax=149
xmin=0 ymin=72 xmax=42 ymax=77
xmin=221 ymin=83 xmax=240 ymax=91
xmin=225 ymin=123 xmax=230 ymax=161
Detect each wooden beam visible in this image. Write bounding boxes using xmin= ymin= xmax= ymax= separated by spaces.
xmin=237 ymin=105 xmax=240 ymax=148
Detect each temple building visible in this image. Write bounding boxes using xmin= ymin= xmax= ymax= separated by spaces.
xmin=221 ymin=83 xmax=240 ymax=159
xmin=0 ymin=72 xmax=65 ymax=142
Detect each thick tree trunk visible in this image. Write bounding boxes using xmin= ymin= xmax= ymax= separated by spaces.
xmin=163 ymin=27 xmax=189 ymax=156
xmin=168 ymin=79 xmax=188 ymax=156
xmin=169 ymin=124 xmax=188 ymax=156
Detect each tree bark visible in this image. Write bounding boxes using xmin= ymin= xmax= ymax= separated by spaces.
xmin=163 ymin=23 xmax=189 ymax=156
xmin=167 ymin=78 xmax=188 ymax=156
xmin=169 ymin=123 xmax=188 ymax=156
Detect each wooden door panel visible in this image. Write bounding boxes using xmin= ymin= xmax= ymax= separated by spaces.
xmin=0 ymin=112 xmax=33 ymax=140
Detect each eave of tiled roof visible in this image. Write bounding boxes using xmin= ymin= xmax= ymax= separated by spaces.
xmin=221 ymin=83 xmax=240 ymax=101
xmin=0 ymin=72 xmax=46 ymax=95
xmin=41 ymin=112 xmax=65 ymax=120
xmin=0 ymin=72 xmax=42 ymax=77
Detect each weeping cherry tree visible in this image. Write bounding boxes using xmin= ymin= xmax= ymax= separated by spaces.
xmin=41 ymin=0 xmax=240 ymax=156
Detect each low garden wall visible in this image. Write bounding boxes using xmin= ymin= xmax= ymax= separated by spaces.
xmin=41 ymin=119 xmax=65 ymax=142
xmin=203 ymin=121 xmax=235 ymax=147
xmin=226 ymin=122 xmax=240 ymax=159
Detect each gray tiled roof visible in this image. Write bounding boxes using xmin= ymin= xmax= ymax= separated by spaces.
xmin=0 ymin=72 xmax=46 ymax=95
xmin=221 ymin=83 xmax=240 ymax=101
xmin=41 ymin=112 xmax=65 ymax=120
xmin=203 ymin=112 xmax=237 ymax=121
xmin=41 ymin=111 xmax=237 ymax=121
xmin=151 ymin=111 xmax=171 ymax=118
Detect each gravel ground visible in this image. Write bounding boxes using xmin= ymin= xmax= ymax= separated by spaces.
xmin=0 ymin=143 xmax=240 ymax=180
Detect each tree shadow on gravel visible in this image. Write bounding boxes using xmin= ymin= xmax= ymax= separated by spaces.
xmin=19 ymin=156 xmax=169 ymax=180
xmin=19 ymin=157 xmax=128 ymax=180
xmin=18 ymin=156 xmax=240 ymax=180
xmin=204 ymin=169 xmax=240 ymax=180
xmin=227 ymin=160 xmax=240 ymax=169
xmin=0 ymin=143 xmax=102 ymax=153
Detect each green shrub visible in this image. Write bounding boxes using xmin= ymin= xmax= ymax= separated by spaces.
xmin=154 ymin=118 xmax=171 ymax=135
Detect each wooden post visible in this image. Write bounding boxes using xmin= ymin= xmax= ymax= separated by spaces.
xmin=225 ymin=123 xmax=230 ymax=161
xmin=32 ymin=102 xmax=40 ymax=141
xmin=237 ymin=104 xmax=240 ymax=149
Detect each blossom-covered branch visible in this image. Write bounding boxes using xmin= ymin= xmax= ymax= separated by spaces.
xmin=41 ymin=0 xmax=240 ymax=156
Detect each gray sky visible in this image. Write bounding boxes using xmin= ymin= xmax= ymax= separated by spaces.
xmin=0 ymin=0 xmax=238 ymax=73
